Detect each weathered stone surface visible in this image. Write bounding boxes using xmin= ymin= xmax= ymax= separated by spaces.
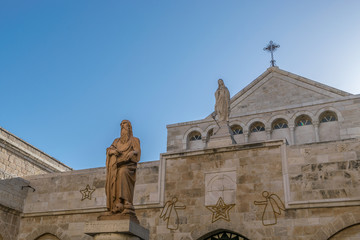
xmin=0 ymin=127 xmax=71 ymax=179
xmin=85 ymin=219 xmax=149 ymax=240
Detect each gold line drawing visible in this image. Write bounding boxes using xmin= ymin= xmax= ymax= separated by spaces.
xmin=80 ymin=184 xmax=95 ymax=201
xmin=206 ymin=197 xmax=235 ymax=223
xmin=160 ymin=197 xmax=186 ymax=230
xmin=254 ymin=191 xmax=285 ymax=226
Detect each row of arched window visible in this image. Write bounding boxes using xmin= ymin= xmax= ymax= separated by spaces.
xmin=186 ymin=110 xmax=340 ymax=149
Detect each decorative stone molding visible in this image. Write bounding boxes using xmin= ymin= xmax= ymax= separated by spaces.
xmin=244 ymin=118 xmax=268 ymax=132
xmin=268 ymin=114 xmax=291 ymax=128
xmin=290 ymin=110 xmax=315 ymax=125
xmin=24 ymin=225 xmax=70 ymax=240
xmin=182 ymin=127 xmax=205 ymax=150
xmin=311 ymin=211 xmax=360 ymax=240
xmin=314 ymin=106 xmax=344 ymax=122
xmin=205 ymin=169 xmax=236 ymax=206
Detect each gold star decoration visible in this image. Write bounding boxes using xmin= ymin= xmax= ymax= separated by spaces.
xmin=206 ymin=197 xmax=235 ymax=223
xmin=80 ymin=184 xmax=95 ymax=201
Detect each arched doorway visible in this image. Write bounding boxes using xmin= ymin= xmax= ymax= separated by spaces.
xmin=328 ymin=223 xmax=360 ymax=240
xmin=35 ymin=234 xmax=60 ymax=240
xmin=199 ymin=230 xmax=249 ymax=240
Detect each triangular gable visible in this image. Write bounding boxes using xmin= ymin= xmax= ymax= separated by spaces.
xmin=207 ymin=67 xmax=351 ymax=119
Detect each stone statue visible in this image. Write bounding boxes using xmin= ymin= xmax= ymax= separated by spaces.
xmin=105 ymin=120 xmax=141 ymax=216
xmin=215 ymin=79 xmax=230 ymax=122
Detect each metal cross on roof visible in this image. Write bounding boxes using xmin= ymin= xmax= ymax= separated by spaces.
xmin=263 ymin=40 xmax=280 ymax=67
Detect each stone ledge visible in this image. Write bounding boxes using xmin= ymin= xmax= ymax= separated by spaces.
xmin=162 ymin=139 xmax=286 ymax=158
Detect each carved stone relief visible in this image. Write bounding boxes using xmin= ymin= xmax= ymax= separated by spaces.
xmin=205 ymin=170 xmax=236 ymax=206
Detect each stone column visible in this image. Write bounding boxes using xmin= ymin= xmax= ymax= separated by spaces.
xmin=289 ymin=125 xmax=295 ymax=145
xmin=314 ymin=121 xmax=320 ymax=142
xmin=244 ymin=130 xmax=249 ymax=143
xmin=266 ymin=129 xmax=271 ymax=140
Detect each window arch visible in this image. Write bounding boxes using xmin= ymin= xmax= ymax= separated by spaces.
xmin=206 ymin=128 xmax=214 ymax=142
xmin=272 ymin=118 xmax=288 ymax=130
xmin=295 ymin=115 xmax=312 ymax=126
xmin=250 ymin=122 xmax=265 ymax=132
xmin=189 ymin=131 xmax=202 ymax=141
xmin=318 ymin=110 xmax=340 ymax=141
xmin=230 ymin=125 xmax=243 ymax=135
xmin=319 ymin=111 xmax=337 ymax=123
xmin=294 ymin=114 xmax=315 ymax=144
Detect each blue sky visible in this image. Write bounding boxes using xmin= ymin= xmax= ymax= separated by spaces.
xmin=1 ymin=1 xmax=360 ymax=170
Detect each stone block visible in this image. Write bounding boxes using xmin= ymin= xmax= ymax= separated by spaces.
xmin=85 ymin=219 xmax=149 ymax=240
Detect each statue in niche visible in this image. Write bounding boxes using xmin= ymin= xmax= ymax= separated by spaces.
xmin=214 ymin=79 xmax=230 ymax=122
xmin=105 ymin=120 xmax=141 ymax=216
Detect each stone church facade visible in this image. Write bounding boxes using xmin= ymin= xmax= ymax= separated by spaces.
xmin=1 ymin=67 xmax=360 ymax=239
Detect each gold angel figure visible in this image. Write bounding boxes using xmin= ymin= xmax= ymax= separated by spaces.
xmin=160 ymin=197 xmax=186 ymax=230
xmin=254 ymin=191 xmax=285 ymax=226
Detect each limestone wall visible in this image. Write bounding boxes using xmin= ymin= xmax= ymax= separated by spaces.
xmin=286 ymin=138 xmax=360 ymax=208
xmin=22 ymin=161 xmax=161 ymax=215
xmin=0 ymin=177 xmax=29 ymax=212
xmin=231 ymin=73 xmax=337 ymax=114
xmin=0 ymin=127 xmax=72 ymax=179
xmin=0 ymin=207 xmax=20 ymax=240
xmin=18 ymin=161 xmax=161 ymax=240
xmin=0 ymin=177 xmax=29 ymax=240
xmin=15 ymin=139 xmax=360 ymax=240
xmin=166 ymin=97 xmax=360 ymax=152
xmin=148 ymin=140 xmax=360 ymax=239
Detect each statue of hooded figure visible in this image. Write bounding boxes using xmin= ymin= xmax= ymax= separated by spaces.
xmin=215 ymin=79 xmax=230 ymax=122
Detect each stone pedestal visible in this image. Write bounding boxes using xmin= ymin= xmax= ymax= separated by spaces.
xmin=207 ymin=122 xmax=236 ymax=148
xmin=98 ymin=212 xmax=139 ymax=224
xmin=85 ymin=219 xmax=149 ymax=240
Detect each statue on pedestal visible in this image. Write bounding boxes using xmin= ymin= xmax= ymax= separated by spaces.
xmin=105 ymin=120 xmax=141 ymax=216
xmin=215 ymin=79 xmax=230 ymax=122
xmin=208 ymin=79 xmax=236 ymax=147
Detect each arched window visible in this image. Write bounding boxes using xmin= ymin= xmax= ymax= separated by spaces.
xmin=206 ymin=128 xmax=214 ymax=142
xmin=250 ymin=122 xmax=265 ymax=132
xmin=207 ymin=128 xmax=214 ymax=137
xmin=230 ymin=125 xmax=243 ymax=135
xmin=272 ymin=119 xmax=288 ymax=130
xmin=296 ymin=115 xmax=312 ymax=126
xmin=294 ymin=114 xmax=315 ymax=144
xmin=320 ymin=111 xmax=337 ymax=123
xmin=319 ymin=111 xmax=340 ymax=141
xmin=189 ymin=131 xmax=202 ymax=141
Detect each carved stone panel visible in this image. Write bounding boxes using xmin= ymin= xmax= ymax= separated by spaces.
xmin=205 ymin=169 xmax=236 ymax=206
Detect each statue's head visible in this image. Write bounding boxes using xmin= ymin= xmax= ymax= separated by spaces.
xmin=218 ymin=79 xmax=224 ymax=87
xmin=120 ymin=120 xmax=133 ymax=142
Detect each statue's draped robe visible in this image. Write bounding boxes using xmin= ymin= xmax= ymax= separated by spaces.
xmin=215 ymin=85 xmax=230 ymax=122
xmin=105 ymin=137 xmax=141 ymax=211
